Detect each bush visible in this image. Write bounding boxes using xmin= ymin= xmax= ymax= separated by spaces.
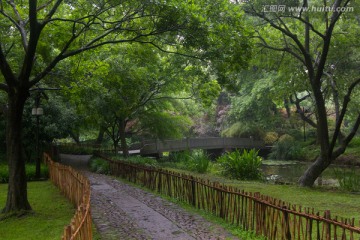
xmin=0 ymin=164 xmax=49 ymax=183
xmin=168 ymin=150 xmax=191 ymax=163
xmin=221 ymin=122 xmax=264 ymax=140
xmin=89 ymin=158 xmax=110 ymax=174
xmin=218 ymin=149 xmax=263 ymax=180
xmin=263 ymin=132 xmax=279 ymax=145
xmin=269 ymin=134 xmax=304 ymax=160
xmin=348 ymin=136 xmax=360 ymax=148
xmin=333 ymin=168 xmax=360 ymax=192
xmin=123 ymin=156 xmax=159 ymax=168
xmin=165 ymin=150 xmax=210 ymax=173
xmin=188 ymin=150 xmax=210 ymax=173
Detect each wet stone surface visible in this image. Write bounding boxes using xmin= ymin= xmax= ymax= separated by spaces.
xmin=61 ymin=154 xmax=239 ymax=240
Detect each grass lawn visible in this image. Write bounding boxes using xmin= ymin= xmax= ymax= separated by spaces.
xmin=0 ymin=181 xmax=75 ymax=240
xmin=162 ymin=167 xmax=360 ymax=221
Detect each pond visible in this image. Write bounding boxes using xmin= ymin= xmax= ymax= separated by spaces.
xmin=261 ymin=160 xmax=360 ymax=187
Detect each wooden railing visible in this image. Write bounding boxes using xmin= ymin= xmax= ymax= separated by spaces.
xmin=44 ymin=153 xmax=92 ymax=240
xmin=140 ymin=137 xmax=265 ymax=155
xmin=99 ymin=154 xmax=360 ymax=240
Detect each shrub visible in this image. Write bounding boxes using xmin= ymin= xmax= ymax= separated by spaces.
xmin=165 ymin=150 xmax=210 ymax=173
xmin=188 ymin=150 xmax=210 ymax=173
xmin=348 ymin=136 xmax=360 ymax=148
xmin=168 ymin=150 xmax=191 ymax=163
xmin=333 ymin=168 xmax=360 ymax=192
xmin=221 ymin=122 xmax=264 ymax=140
xmin=0 ymin=164 xmax=49 ymax=183
xmin=123 ymin=156 xmax=159 ymax=168
xmin=269 ymin=134 xmax=304 ymax=160
xmin=89 ymin=158 xmax=110 ymax=174
xmin=263 ymin=132 xmax=279 ymax=145
xmin=218 ymin=149 xmax=263 ymax=180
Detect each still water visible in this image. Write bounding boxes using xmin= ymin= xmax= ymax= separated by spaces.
xmin=261 ymin=160 xmax=360 ymax=187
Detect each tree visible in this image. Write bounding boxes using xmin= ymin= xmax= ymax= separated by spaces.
xmin=0 ymin=0 xmax=207 ymax=213
xmin=66 ymin=44 xmax=206 ymax=156
xmin=243 ymin=0 xmax=360 ymax=186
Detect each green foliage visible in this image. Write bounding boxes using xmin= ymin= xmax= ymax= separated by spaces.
xmin=169 ymin=150 xmax=191 ymax=163
xmin=269 ymin=134 xmax=304 ymax=160
xmin=221 ymin=122 xmax=264 ymax=140
xmin=348 ymin=136 xmax=360 ymax=148
xmin=263 ymin=132 xmax=279 ymax=145
xmin=89 ymin=158 xmax=110 ymax=174
xmin=218 ymin=149 xmax=262 ymax=180
xmin=140 ymin=112 xmax=193 ymax=140
xmin=198 ymin=80 xmax=221 ymax=107
xmin=166 ymin=150 xmax=210 ymax=173
xmin=333 ymin=168 xmax=360 ymax=192
xmin=0 ymin=164 xmax=48 ymax=183
xmin=224 ymin=70 xmax=281 ymax=130
xmin=188 ymin=150 xmax=210 ymax=173
xmin=0 ymin=165 xmax=8 ymax=183
xmin=111 ymin=155 xmax=159 ymax=168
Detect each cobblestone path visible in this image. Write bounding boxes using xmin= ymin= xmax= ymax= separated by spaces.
xmin=60 ymin=154 xmax=239 ymax=240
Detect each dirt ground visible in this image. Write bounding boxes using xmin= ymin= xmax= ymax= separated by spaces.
xmin=60 ymin=154 xmax=239 ymax=240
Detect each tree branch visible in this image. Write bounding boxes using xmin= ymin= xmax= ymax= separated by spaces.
xmin=330 ymin=78 xmax=360 ymax=154
xmin=245 ymin=6 xmax=315 ymax=79
xmin=41 ymin=0 xmax=63 ymax=22
xmin=0 ymin=1 xmax=28 ymax=50
xmin=0 ymin=83 xmax=9 ymax=92
xmin=333 ymin=112 xmax=360 ymax=159
xmin=0 ymin=44 xmax=17 ymax=90
xmin=290 ymin=15 xmax=325 ymax=39
xmin=290 ymin=94 xmax=317 ymax=128
xmin=254 ymin=33 xmax=306 ymax=65
xmin=314 ymin=0 xmax=351 ymax=86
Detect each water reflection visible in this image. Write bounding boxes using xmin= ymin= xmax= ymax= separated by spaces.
xmin=261 ymin=160 xmax=360 ymax=187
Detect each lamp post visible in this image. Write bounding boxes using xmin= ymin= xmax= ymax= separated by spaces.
xmin=32 ymin=103 xmax=43 ymax=179
xmin=303 ymin=107 xmax=306 ymax=142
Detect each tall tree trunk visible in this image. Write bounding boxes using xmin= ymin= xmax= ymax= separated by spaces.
xmin=298 ymin=155 xmax=332 ymax=187
xmin=330 ymin=78 xmax=344 ymax=144
xmin=2 ymin=91 xmax=32 ymax=213
xmin=95 ymin=125 xmax=106 ymax=145
xmin=283 ymin=97 xmax=291 ymax=118
xmin=298 ymin=79 xmax=331 ymax=187
xmin=119 ymin=120 xmax=129 ymax=158
xmin=69 ymin=131 xmax=80 ymax=144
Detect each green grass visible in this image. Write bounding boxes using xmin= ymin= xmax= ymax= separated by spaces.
xmin=0 ymin=181 xmax=75 ymax=240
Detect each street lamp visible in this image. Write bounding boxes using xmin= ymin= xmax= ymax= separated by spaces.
xmin=32 ymin=106 xmax=43 ymax=179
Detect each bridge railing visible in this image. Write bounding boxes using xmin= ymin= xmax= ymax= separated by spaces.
xmin=140 ymin=137 xmax=264 ymax=155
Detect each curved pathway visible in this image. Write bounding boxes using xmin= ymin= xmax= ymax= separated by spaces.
xmin=60 ymin=154 xmax=239 ymax=240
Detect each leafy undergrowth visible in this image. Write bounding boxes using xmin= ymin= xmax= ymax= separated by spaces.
xmin=0 ymin=164 xmax=49 ymax=183
xmin=0 ymin=181 xmax=75 ymax=240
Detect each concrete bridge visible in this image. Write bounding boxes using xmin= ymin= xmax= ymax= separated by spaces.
xmin=140 ymin=137 xmax=265 ymax=156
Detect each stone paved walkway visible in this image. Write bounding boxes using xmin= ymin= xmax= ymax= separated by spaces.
xmin=60 ymin=154 xmax=239 ymax=240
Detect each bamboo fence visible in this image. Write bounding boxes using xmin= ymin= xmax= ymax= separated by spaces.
xmin=44 ymin=153 xmax=92 ymax=240
xmin=98 ymin=154 xmax=360 ymax=240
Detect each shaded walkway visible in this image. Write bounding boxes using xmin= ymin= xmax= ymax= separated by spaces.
xmin=60 ymin=154 xmax=238 ymax=240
